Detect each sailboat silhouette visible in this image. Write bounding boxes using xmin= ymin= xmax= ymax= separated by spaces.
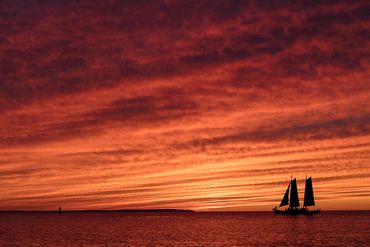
xmin=272 ymin=176 xmax=320 ymax=215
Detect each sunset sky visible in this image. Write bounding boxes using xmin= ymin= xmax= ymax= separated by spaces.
xmin=1 ymin=0 xmax=370 ymax=211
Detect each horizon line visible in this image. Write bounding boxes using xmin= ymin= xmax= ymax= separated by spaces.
xmin=1 ymin=209 xmax=370 ymax=213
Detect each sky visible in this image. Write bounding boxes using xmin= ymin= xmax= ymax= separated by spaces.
xmin=0 ymin=0 xmax=369 ymax=211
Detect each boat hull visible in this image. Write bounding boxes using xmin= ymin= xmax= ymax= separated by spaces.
xmin=272 ymin=207 xmax=320 ymax=215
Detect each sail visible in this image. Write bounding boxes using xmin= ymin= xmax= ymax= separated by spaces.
xmin=279 ymin=182 xmax=290 ymax=207
xmin=304 ymin=177 xmax=315 ymax=206
xmin=289 ymin=178 xmax=300 ymax=207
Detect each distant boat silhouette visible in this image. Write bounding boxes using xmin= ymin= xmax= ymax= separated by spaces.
xmin=58 ymin=207 xmax=62 ymax=214
xmin=272 ymin=176 xmax=320 ymax=215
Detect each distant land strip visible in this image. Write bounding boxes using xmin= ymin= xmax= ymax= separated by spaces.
xmin=0 ymin=209 xmax=195 ymax=213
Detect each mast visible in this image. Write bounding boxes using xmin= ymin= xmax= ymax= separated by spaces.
xmin=289 ymin=178 xmax=300 ymax=208
xmin=279 ymin=181 xmax=290 ymax=207
xmin=304 ymin=177 xmax=315 ymax=206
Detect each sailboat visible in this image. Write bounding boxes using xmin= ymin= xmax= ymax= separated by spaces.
xmin=272 ymin=176 xmax=320 ymax=215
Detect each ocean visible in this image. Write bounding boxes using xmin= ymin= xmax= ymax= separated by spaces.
xmin=0 ymin=211 xmax=369 ymax=246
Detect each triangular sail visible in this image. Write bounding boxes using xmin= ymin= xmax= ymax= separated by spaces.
xmin=304 ymin=177 xmax=315 ymax=206
xmin=279 ymin=182 xmax=290 ymax=207
xmin=289 ymin=178 xmax=300 ymax=207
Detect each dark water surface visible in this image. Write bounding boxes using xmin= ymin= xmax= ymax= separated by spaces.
xmin=0 ymin=211 xmax=369 ymax=246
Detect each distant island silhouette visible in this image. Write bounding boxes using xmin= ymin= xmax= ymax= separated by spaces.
xmin=61 ymin=209 xmax=195 ymax=213
xmin=0 ymin=209 xmax=195 ymax=213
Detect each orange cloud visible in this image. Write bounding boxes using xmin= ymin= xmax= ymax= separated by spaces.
xmin=0 ymin=0 xmax=370 ymax=210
